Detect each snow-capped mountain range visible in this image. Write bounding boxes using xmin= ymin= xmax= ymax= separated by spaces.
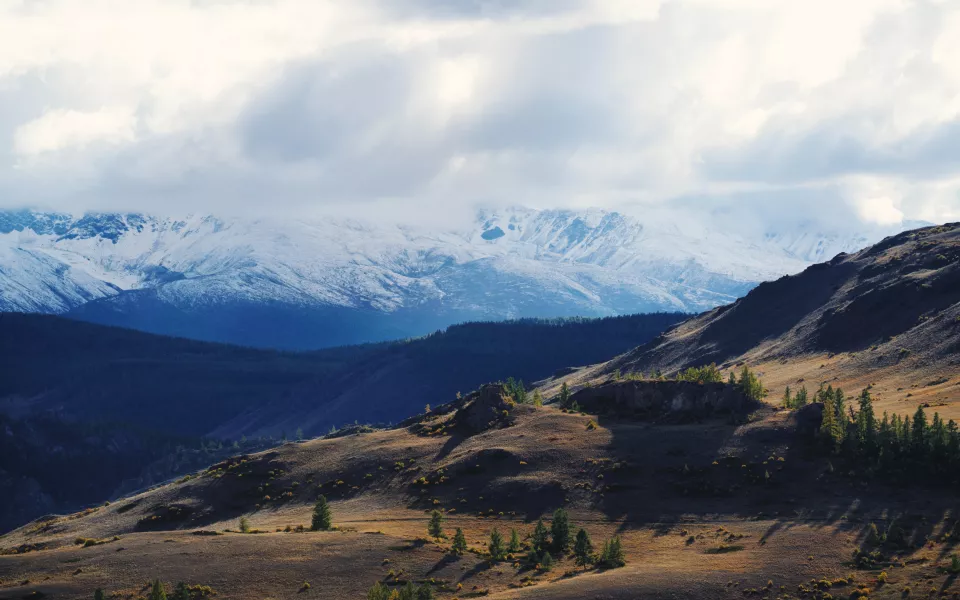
xmin=0 ymin=207 xmax=923 ymax=349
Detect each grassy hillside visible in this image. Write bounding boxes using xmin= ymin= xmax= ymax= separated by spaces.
xmin=550 ymin=223 xmax=960 ymax=421
xmin=4 ymin=384 xmax=959 ymax=599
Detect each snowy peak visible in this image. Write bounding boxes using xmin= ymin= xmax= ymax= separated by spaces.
xmin=0 ymin=207 xmax=926 ymax=348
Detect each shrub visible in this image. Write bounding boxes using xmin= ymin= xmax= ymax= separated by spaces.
xmin=170 ymin=582 xmax=189 ymax=600
xmin=238 ymin=516 xmax=250 ymax=533
xmin=94 ymin=589 xmax=106 ymax=600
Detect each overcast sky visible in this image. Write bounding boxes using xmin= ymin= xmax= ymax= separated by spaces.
xmin=1 ymin=0 xmax=959 ymax=228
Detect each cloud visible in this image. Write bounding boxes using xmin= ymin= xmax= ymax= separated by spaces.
xmin=0 ymin=0 xmax=958 ymax=228
xmin=14 ymin=108 xmax=136 ymax=156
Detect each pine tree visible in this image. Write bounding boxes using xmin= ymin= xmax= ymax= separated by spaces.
xmin=856 ymin=389 xmax=877 ymax=457
xmin=149 ymin=579 xmax=167 ymax=600
xmin=416 ymin=584 xmax=435 ymax=600
xmin=795 ymin=386 xmax=809 ymax=407
xmin=819 ymin=398 xmax=839 ymax=452
xmin=728 ymin=372 xmax=737 ymax=386
xmin=311 ymin=495 xmax=332 ymax=531
xmin=451 ymin=527 xmax=467 ymax=555
xmin=367 ymin=582 xmax=391 ymax=600
xmin=531 ymin=518 xmax=550 ymax=552
xmin=573 ymin=528 xmax=594 ymax=567
xmin=551 ymin=508 xmax=571 ymax=553
xmin=834 ymin=388 xmax=846 ymax=418
xmin=94 ymin=589 xmax=106 ymax=600
xmin=398 ymin=581 xmax=417 ymax=600
xmin=428 ymin=510 xmax=445 ymax=539
xmin=507 ymin=528 xmax=521 ymax=553
xmin=488 ymin=528 xmax=506 ymax=561
xmin=782 ymin=386 xmax=792 ymax=408
xmin=912 ymin=405 xmax=929 ymax=454
xmin=559 ymin=382 xmax=571 ymax=407
xmin=599 ymin=536 xmax=626 ymax=568
xmin=238 ymin=516 xmax=250 ymax=533
xmin=532 ymin=389 xmax=544 ymax=408
xmin=539 ymin=550 xmax=554 ymax=571
xmin=171 ymin=582 xmax=190 ymax=600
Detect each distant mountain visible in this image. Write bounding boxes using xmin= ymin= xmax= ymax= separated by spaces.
xmin=0 ymin=207 xmax=922 ymax=348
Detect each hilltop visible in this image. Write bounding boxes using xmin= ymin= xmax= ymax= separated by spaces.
xmin=559 ymin=223 xmax=960 ymax=421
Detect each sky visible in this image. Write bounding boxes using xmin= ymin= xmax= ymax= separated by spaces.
xmin=1 ymin=0 xmax=960 ymax=229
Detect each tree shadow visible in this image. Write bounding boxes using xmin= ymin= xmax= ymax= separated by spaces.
xmin=426 ymin=554 xmax=460 ymax=576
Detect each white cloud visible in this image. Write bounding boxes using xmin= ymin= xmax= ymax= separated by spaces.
xmin=0 ymin=0 xmax=958 ymax=227
xmin=13 ymin=107 xmax=136 ymax=156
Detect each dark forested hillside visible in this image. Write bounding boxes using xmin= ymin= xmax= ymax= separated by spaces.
xmin=214 ymin=312 xmax=689 ymax=438
xmin=0 ymin=311 xmax=685 ymax=531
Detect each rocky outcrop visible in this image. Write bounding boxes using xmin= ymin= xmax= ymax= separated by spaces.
xmin=795 ymin=402 xmax=825 ymax=437
xmin=456 ymin=384 xmax=516 ymax=433
xmin=568 ymin=380 xmax=757 ymax=420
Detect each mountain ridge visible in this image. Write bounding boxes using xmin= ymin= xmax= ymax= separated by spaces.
xmin=0 ymin=207 xmax=924 ymax=348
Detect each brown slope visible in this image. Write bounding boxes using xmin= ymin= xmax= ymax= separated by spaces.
xmin=579 ymin=222 xmax=960 ymax=419
xmin=4 ymin=387 xmax=960 ymax=600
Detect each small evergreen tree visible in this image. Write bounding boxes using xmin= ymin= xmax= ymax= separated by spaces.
xmin=559 ymin=382 xmax=571 ymax=407
xmin=416 ymin=583 xmax=435 ymax=600
xmin=367 ymin=582 xmax=391 ymax=600
xmin=551 ymin=508 xmax=572 ymax=553
xmin=912 ymin=405 xmax=929 ymax=454
xmin=398 ymin=581 xmax=417 ymax=600
xmin=94 ymin=589 xmax=106 ymax=600
xmin=599 ymin=536 xmax=626 ymax=568
xmin=312 ymin=495 xmax=333 ymax=531
xmin=532 ymin=389 xmax=544 ymax=408
xmin=782 ymin=386 xmax=792 ymax=408
xmin=171 ymin=582 xmax=190 ymax=600
xmin=428 ymin=509 xmax=445 ymax=539
xmin=573 ymin=528 xmax=594 ymax=567
xmin=539 ymin=550 xmax=554 ymax=571
xmin=489 ymin=528 xmax=506 ymax=560
xmin=795 ymin=386 xmax=809 ymax=407
xmin=531 ymin=518 xmax=550 ymax=552
xmin=149 ymin=579 xmax=167 ymax=600
xmin=238 ymin=516 xmax=250 ymax=533
xmin=451 ymin=527 xmax=468 ymax=555
xmin=508 ymin=528 xmax=521 ymax=553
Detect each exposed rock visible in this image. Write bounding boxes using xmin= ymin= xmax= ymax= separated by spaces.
xmin=795 ymin=402 xmax=825 ymax=437
xmin=568 ymin=380 xmax=757 ymax=420
xmin=456 ymin=384 xmax=516 ymax=433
